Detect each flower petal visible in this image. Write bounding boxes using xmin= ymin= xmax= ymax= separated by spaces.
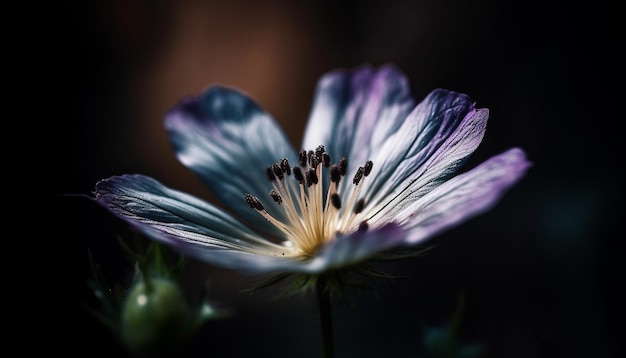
xmin=302 ymin=64 xmax=415 ymax=179
xmin=92 ymin=174 xmax=287 ymax=254
xmin=179 ymin=223 xmax=407 ymax=274
xmin=309 ymin=222 xmax=408 ymax=272
xmin=392 ymin=148 xmax=531 ymax=244
xmin=362 ymin=90 xmax=487 ymax=221
xmin=164 ymin=86 xmax=298 ymax=235
xmin=166 ymin=223 xmax=406 ymax=274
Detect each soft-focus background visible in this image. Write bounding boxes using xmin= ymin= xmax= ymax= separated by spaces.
xmin=65 ymin=0 xmax=623 ymax=357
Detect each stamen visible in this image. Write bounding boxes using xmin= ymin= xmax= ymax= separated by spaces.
xmin=307 ymin=168 xmax=318 ymax=186
xmin=293 ymin=166 xmax=305 ymax=184
xmin=315 ymin=145 xmax=325 ymax=164
xmin=339 ymin=157 xmax=347 ymax=176
xmin=315 ymin=158 xmax=322 ymax=169
xmin=244 ymin=193 xmax=301 ymax=240
xmin=270 ymin=189 xmax=282 ymax=204
xmin=338 ymin=160 xmax=373 ymax=232
xmin=322 ymin=152 xmax=331 ymax=167
xmin=299 ymin=149 xmax=308 ymax=167
xmin=353 ymin=167 xmax=364 ymax=185
xmin=272 ymin=163 xmax=284 ymax=180
xmin=244 ymin=193 xmax=264 ymax=211
xmin=280 ymin=158 xmax=291 ymax=175
xmin=330 ymin=193 xmax=341 ymax=209
xmin=329 ymin=164 xmax=341 ymax=183
xmin=364 ymin=160 xmax=373 ymax=176
xmin=244 ymin=148 xmax=376 ymax=256
xmin=315 ymin=145 xmax=325 ymax=156
xmin=353 ymin=198 xmax=365 ymax=214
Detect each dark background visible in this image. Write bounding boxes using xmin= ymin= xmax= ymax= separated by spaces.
xmin=63 ymin=0 xmax=623 ymax=357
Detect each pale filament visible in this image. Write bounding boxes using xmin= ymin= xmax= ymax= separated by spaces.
xmin=244 ymin=146 xmax=373 ymax=256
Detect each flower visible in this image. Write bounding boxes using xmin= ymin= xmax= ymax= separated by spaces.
xmin=91 ymin=64 xmax=530 ymax=281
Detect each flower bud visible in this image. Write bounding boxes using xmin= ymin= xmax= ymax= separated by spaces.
xmin=121 ymin=278 xmax=193 ymax=357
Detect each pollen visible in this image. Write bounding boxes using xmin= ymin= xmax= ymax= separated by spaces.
xmin=244 ymin=145 xmax=373 ymax=257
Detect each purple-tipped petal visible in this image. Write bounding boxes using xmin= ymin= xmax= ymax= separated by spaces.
xmin=363 ymin=96 xmax=488 ymax=219
xmin=302 ymin=64 xmax=415 ymax=181
xmin=164 ymin=86 xmax=298 ymax=235
xmin=393 ymin=148 xmax=531 ymax=244
xmin=92 ymin=174 xmax=286 ymax=253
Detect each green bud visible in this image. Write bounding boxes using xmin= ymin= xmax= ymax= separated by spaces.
xmin=121 ymin=278 xmax=193 ymax=357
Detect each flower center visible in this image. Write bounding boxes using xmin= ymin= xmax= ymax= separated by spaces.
xmin=244 ymin=145 xmax=373 ymax=257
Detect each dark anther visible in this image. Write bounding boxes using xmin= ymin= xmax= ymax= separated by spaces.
xmin=244 ymin=193 xmax=264 ymax=211
xmin=265 ymin=167 xmax=275 ymax=182
xmin=330 ymin=193 xmax=341 ymax=209
xmin=353 ymin=167 xmax=364 ymax=185
xmin=272 ymin=163 xmax=284 ymax=180
xmin=244 ymin=193 xmax=255 ymax=208
xmin=310 ymin=155 xmax=319 ymax=169
xmin=280 ymin=158 xmax=291 ymax=175
xmin=364 ymin=160 xmax=373 ymax=176
xmin=270 ymin=189 xmax=282 ymax=204
xmin=353 ymin=198 xmax=365 ymax=214
xmin=357 ymin=221 xmax=369 ymax=233
xmin=316 ymin=144 xmax=325 ymax=155
xmin=307 ymin=168 xmax=318 ymax=185
xmin=299 ymin=149 xmax=308 ymax=167
xmin=339 ymin=157 xmax=348 ymax=176
xmin=330 ymin=164 xmax=341 ymax=183
xmin=293 ymin=166 xmax=305 ymax=184
xmin=322 ymin=152 xmax=331 ymax=167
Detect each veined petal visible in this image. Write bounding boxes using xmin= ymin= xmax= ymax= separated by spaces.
xmin=392 ymin=148 xmax=531 ymax=244
xmin=186 ymin=223 xmax=406 ymax=274
xmin=92 ymin=174 xmax=287 ymax=254
xmin=164 ymin=86 xmax=298 ymax=235
xmin=170 ymin=223 xmax=406 ymax=274
xmin=308 ymin=223 xmax=407 ymax=272
xmin=362 ymin=90 xmax=487 ymax=221
xmin=302 ymin=64 xmax=415 ymax=183
xmin=160 ymin=245 xmax=304 ymax=273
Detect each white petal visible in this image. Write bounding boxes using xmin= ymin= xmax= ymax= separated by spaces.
xmin=93 ymin=174 xmax=287 ymax=254
xmin=165 ymin=86 xmax=298 ymax=235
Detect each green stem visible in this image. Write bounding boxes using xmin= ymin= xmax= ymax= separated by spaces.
xmin=316 ymin=275 xmax=334 ymax=358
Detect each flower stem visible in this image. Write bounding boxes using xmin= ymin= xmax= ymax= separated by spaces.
xmin=316 ymin=275 xmax=334 ymax=358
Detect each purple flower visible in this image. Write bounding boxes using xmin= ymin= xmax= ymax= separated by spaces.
xmin=92 ymin=64 xmax=530 ymax=278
